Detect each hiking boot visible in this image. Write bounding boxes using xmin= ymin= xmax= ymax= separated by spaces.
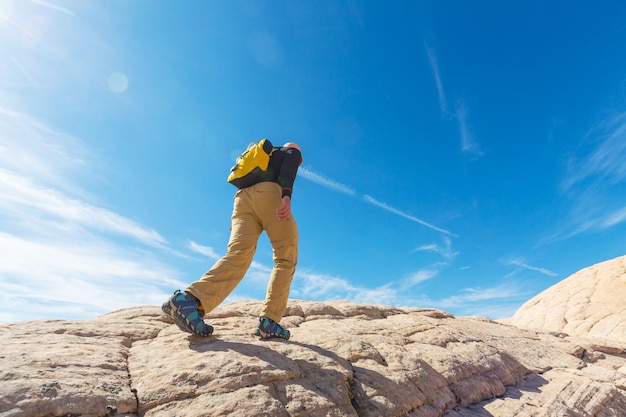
xmin=253 ymin=316 xmax=290 ymax=340
xmin=162 ymin=290 xmax=213 ymax=337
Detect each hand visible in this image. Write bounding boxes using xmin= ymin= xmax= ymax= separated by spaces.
xmin=276 ymin=196 xmax=292 ymax=220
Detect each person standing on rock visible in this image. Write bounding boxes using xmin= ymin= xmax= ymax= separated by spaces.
xmin=162 ymin=140 xmax=303 ymax=340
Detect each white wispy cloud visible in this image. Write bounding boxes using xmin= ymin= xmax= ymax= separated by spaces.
xmin=0 ymin=169 xmax=167 ymax=248
xmin=415 ymin=244 xmax=438 ymax=253
xmin=438 ymin=284 xmax=526 ymax=305
xmin=506 ymin=259 xmax=558 ymax=277
xmin=363 ymin=195 xmax=456 ymax=236
xmin=189 ymin=241 xmax=220 ymax=260
xmin=298 ymin=167 xmax=356 ymax=196
xmin=423 ymin=44 xmax=482 ymax=159
xmin=0 ymin=107 xmax=181 ymax=322
xmin=0 ymin=108 xmax=165 ymax=248
xmin=563 ymin=111 xmax=626 ymax=191
xmin=0 ymin=107 xmax=91 ymax=195
xmin=425 ymin=42 xmax=448 ymax=115
xmin=400 ymin=269 xmax=438 ymax=290
xmin=455 ymin=100 xmax=484 ymax=158
xmin=0 ymin=231 xmax=184 ymax=323
xmin=292 ymin=271 xmax=398 ymax=306
xmin=414 ymin=236 xmax=458 ymax=259
xmin=291 ymin=268 xmax=527 ymax=319
xmin=300 ymin=166 xmax=455 ymax=237
xmin=602 ymin=206 xmax=626 ymax=229
xmin=550 ymin=110 xmax=626 ymax=240
xmin=433 ymin=283 xmax=532 ymax=318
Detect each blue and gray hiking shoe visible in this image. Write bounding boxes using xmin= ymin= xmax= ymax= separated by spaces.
xmin=162 ymin=290 xmax=213 ymax=337
xmin=253 ymin=316 xmax=290 ymax=340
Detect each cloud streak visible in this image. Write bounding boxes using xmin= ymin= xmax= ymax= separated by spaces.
xmin=435 ymin=283 xmax=531 ymax=318
xmin=0 ymin=107 xmax=183 ymax=322
xmin=423 ymin=45 xmax=483 ymax=158
xmin=189 ymin=241 xmax=220 ymax=260
xmin=425 ymin=42 xmax=448 ymax=115
xmin=0 ymin=107 xmax=91 ymax=194
xmin=0 ymin=108 xmax=165 ymax=248
xmin=400 ymin=269 xmax=438 ymax=290
xmin=507 ymin=259 xmax=558 ymax=277
xmin=0 ymin=169 xmax=167 ymax=248
xmin=298 ymin=167 xmax=356 ymax=196
xmin=292 ymin=270 xmax=399 ymax=306
xmin=602 ymin=206 xmax=626 ymax=229
xmin=0 ymin=231 xmax=184 ymax=323
xmin=456 ymin=100 xmax=483 ymax=157
xmin=291 ymin=268 xmax=528 ymax=319
xmin=299 ymin=166 xmax=455 ymax=237
xmin=563 ymin=111 xmax=626 ymax=191
xmin=414 ymin=236 xmax=458 ymax=259
xmin=363 ymin=195 xmax=457 ymax=236
xmin=549 ymin=110 xmax=626 ymax=241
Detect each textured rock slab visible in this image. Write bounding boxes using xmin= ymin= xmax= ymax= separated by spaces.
xmin=0 ymin=306 xmax=167 ymax=417
xmin=508 ymin=255 xmax=626 ymax=343
xmin=1 ymin=301 xmax=625 ymax=417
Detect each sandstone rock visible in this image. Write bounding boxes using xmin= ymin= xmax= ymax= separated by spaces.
xmin=507 ymin=255 xmax=626 ymax=343
xmin=1 ymin=299 xmax=626 ymax=416
xmin=0 ymin=306 xmax=167 ymax=417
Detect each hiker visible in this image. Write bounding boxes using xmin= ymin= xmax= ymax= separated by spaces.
xmin=162 ymin=141 xmax=303 ymax=340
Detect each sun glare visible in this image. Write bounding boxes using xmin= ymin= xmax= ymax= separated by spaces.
xmin=30 ymin=0 xmax=75 ymax=16
xmin=0 ymin=0 xmax=14 ymax=22
xmin=107 ymin=72 xmax=129 ymax=93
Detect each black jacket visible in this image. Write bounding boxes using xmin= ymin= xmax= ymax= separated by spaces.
xmin=263 ymin=146 xmax=302 ymax=198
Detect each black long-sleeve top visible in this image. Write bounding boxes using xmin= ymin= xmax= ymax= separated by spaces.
xmin=263 ymin=146 xmax=302 ymax=198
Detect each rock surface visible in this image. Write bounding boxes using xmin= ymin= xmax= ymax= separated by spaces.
xmin=1 ymin=298 xmax=626 ymax=417
xmin=508 ymin=254 xmax=626 ymax=344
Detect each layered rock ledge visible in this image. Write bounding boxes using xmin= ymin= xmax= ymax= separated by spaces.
xmin=1 ymin=299 xmax=626 ymax=416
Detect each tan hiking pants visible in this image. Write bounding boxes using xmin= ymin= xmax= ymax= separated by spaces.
xmin=186 ymin=182 xmax=298 ymax=323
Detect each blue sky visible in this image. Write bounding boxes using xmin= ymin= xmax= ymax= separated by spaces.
xmin=2 ymin=1 xmax=626 ymax=323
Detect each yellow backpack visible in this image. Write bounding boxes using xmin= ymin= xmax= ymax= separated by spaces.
xmin=227 ymin=139 xmax=274 ymax=189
